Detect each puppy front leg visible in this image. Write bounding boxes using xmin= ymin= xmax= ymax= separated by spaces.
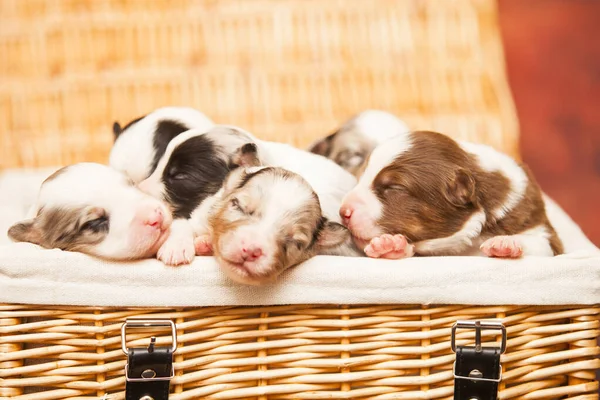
xmin=364 ymin=234 xmax=415 ymax=259
xmin=480 ymin=231 xmax=553 ymax=258
xmin=157 ymin=218 xmax=195 ymax=266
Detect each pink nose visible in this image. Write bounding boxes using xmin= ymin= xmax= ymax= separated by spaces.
xmin=144 ymin=207 xmax=164 ymax=228
xmin=241 ymin=245 xmax=263 ymax=261
xmin=339 ymin=205 xmax=353 ymax=225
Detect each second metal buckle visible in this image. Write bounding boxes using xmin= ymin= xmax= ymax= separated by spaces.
xmin=451 ymin=320 xmax=507 ymax=353
xmin=451 ymin=320 xmax=506 ymax=383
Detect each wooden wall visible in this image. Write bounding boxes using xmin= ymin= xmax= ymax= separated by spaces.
xmin=499 ymin=0 xmax=600 ymax=246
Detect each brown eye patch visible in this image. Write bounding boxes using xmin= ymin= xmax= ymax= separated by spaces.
xmin=35 ymin=206 xmax=110 ymax=251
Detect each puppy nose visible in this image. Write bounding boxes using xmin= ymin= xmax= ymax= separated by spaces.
xmin=144 ymin=207 xmax=164 ymax=228
xmin=241 ymin=245 xmax=263 ymax=261
xmin=339 ymin=205 xmax=353 ymax=224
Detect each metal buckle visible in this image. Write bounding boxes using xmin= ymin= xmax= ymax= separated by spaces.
xmin=121 ymin=319 xmax=178 ymax=355
xmin=452 ymin=361 xmax=503 ymax=383
xmin=125 ymin=363 xmax=175 ymax=382
xmin=451 ymin=320 xmax=506 ymax=354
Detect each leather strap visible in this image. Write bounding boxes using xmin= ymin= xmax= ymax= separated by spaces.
xmin=125 ymin=347 xmax=173 ymax=400
xmin=453 ymin=346 xmax=501 ymax=400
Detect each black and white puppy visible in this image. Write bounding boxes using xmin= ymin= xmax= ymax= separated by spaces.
xmin=7 ymin=163 xmax=172 ymax=260
xmin=309 ymin=110 xmax=410 ymax=176
xmin=137 ymin=125 xmax=359 ymax=266
xmin=110 ymin=106 xmax=214 ymax=184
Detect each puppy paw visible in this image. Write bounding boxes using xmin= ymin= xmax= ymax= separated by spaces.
xmin=157 ymin=236 xmax=195 ymax=266
xmin=364 ymin=234 xmax=415 ymax=259
xmin=194 ymin=234 xmax=213 ymax=256
xmin=480 ymin=236 xmax=523 ymax=258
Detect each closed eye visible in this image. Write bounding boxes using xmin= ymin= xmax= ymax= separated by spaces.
xmin=170 ymin=173 xmax=188 ymax=181
xmin=384 ymin=185 xmax=407 ymax=194
xmin=80 ymin=216 xmax=109 ymax=233
xmin=230 ymin=198 xmax=245 ymax=213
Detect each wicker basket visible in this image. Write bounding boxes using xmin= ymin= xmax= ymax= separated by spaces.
xmin=0 ymin=0 xmax=598 ymax=399
xmin=1 ymin=305 xmax=599 ymax=399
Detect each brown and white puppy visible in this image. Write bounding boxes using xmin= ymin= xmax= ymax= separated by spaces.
xmin=340 ymin=131 xmax=563 ymax=259
xmin=309 ymin=110 xmax=410 ymax=176
xmin=7 ymin=163 xmax=172 ymax=260
xmin=205 ymin=166 xmax=353 ymax=285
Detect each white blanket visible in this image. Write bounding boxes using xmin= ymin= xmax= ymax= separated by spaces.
xmin=0 ymin=168 xmax=598 ymax=307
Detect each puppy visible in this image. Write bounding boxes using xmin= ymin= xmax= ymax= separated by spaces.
xmin=137 ymin=125 xmax=358 ymax=266
xmin=340 ymin=131 xmax=563 ymax=259
xmin=207 ymin=166 xmax=353 ymax=285
xmin=110 ymin=106 xmax=214 ymax=184
xmin=309 ymin=110 xmax=410 ymax=176
xmin=7 ymin=163 xmax=172 ymax=260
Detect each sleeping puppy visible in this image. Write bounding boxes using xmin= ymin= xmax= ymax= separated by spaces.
xmin=7 ymin=163 xmax=172 ymax=260
xmin=137 ymin=125 xmax=358 ymax=266
xmin=309 ymin=110 xmax=410 ymax=176
xmin=206 ymin=166 xmax=353 ymax=285
xmin=110 ymin=106 xmax=214 ymax=184
xmin=340 ymin=131 xmax=563 ymax=259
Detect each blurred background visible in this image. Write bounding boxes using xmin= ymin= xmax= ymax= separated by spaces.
xmin=0 ymin=0 xmax=598 ymax=245
xmin=499 ymin=0 xmax=600 ymax=247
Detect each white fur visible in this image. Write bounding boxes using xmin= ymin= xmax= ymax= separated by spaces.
xmin=156 ymin=218 xmax=195 ymax=265
xmin=256 ymin=139 xmax=357 ymax=223
xmin=350 ymin=110 xmax=411 ymax=144
xmin=415 ymin=211 xmax=486 ymax=255
xmin=109 ymin=107 xmax=214 ymax=184
xmin=511 ymin=225 xmax=554 ymax=257
xmin=26 ymin=163 xmax=172 ymax=260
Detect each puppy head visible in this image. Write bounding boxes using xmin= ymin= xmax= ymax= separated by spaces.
xmin=138 ymin=125 xmax=262 ymax=219
xmin=8 ymin=163 xmax=173 ymax=260
xmin=210 ymin=167 xmax=349 ymax=285
xmin=309 ymin=129 xmax=375 ymax=176
xmin=340 ymin=131 xmax=479 ymax=249
xmin=309 ymin=110 xmax=410 ymax=177
xmin=109 ymin=107 xmax=214 ymax=184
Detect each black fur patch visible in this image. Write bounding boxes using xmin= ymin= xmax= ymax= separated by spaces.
xmin=150 ymin=120 xmax=192 ymax=176
xmin=163 ymin=136 xmax=232 ymax=219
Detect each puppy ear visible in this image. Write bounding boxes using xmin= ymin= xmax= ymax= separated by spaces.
xmin=315 ymin=219 xmax=350 ymax=250
xmin=231 ymin=143 xmax=261 ymax=168
xmin=444 ymin=168 xmax=476 ymax=207
xmin=308 ymin=131 xmax=337 ymax=157
xmin=8 ymin=219 xmax=43 ymax=245
xmin=112 ymin=121 xmax=122 ymax=140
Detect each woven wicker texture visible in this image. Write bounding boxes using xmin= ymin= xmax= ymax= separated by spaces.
xmin=1 ymin=305 xmax=598 ymax=399
xmin=0 ymin=0 xmax=519 ymax=169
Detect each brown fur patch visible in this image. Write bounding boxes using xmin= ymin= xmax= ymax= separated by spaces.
xmin=8 ymin=206 xmax=109 ymax=252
